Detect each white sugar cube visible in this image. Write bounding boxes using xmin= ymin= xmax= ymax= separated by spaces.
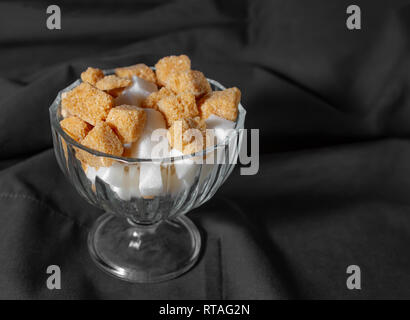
xmin=127 ymin=165 xmax=141 ymax=198
xmin=205 ymin=114 xmax=235 ymax=143
xmin=205 ymin=114 xmax=238 ymax=164
xmin=109 ymin=165 xmax=142 ymax=201
xmin=115 ymin=76 xmax=157 ymax=107
xmin=130 ymin=109 xmax=168 ymax=159
xmin=85 ymin=166 xmax=98 ymax=183
xmin=169 ymin=148 xmax=197 ymax=181
xmin=110 ymin=185 xmax=131 ymax=201
xmin=139 ymin=163 xmax=163 ymax=197
xmin=169 ymin=172 xmax=191 ymax=195
xmin=95 ymin=162 xmax=127 ymax=187
xmin=143 ymin=108 xmax=167 ymax=132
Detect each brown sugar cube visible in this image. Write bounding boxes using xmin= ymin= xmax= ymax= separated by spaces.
xmin=155 ymin=55 xmax=191 ymax=86
xmin=81 ymin=67 xmax=104 ymax=85
xmin=77 ymin=122 xmax=124 ymax=167
xmin=61 ymin=108 xmax=71 ymax=118
xmin=167 ymin=117 xmax=209 ymax=154
xmin=106 ymin=87 xmax=126 ymax=98
xmin=95 ymin=75 xmax=131 ymax=91
xmin=157 ymin=91 xmax=198 ymax=126
xmin=115 ymin=64 xmax=157 ymax=84
xmin=61 ymin=82 xmax=114 ymax=125
xmin=60 ymin=116 xmax=92 ymax=142
xmin=122 ymin=144 xmax=133 ymax=158
xmin=61 ymin=92 xmax=72 ymax=118
xmin=142 ymin=87 xmax=174 ymax=111
xmin=198 ymin=87 xmax=240 ymax=121
xmin=167 ymin=70 xmax=211 ymax=98
xmin=95 ymin=75 xmax=131 ymax=98
xmin=106 ymin=105 xmax=147 ymax=144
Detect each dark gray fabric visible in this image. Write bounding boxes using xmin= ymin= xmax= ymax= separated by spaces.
xmin=0 ymin=0 xmax=409 ymax=299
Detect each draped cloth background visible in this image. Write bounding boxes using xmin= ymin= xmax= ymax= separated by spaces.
xmin=0 ymin=0 xmax=409 ymax=299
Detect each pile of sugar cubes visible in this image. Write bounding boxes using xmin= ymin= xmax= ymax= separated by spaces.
xmin=59 ymin=55 xmax=241 ymax=200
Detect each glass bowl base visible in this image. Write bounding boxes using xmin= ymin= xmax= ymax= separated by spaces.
xmin=88 ymin=213 xmax=201 ymax=283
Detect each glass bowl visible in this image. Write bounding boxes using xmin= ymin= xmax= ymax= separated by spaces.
xmin=49 ymin=72 xmax=246 ymax=282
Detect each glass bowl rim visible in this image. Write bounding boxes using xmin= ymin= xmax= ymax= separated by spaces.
xmin=49 ymin=68 xmax=246 ymax=164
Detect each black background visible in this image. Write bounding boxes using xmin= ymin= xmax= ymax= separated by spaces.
xmin=0 ymin=0 xmax=410 ymax=299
